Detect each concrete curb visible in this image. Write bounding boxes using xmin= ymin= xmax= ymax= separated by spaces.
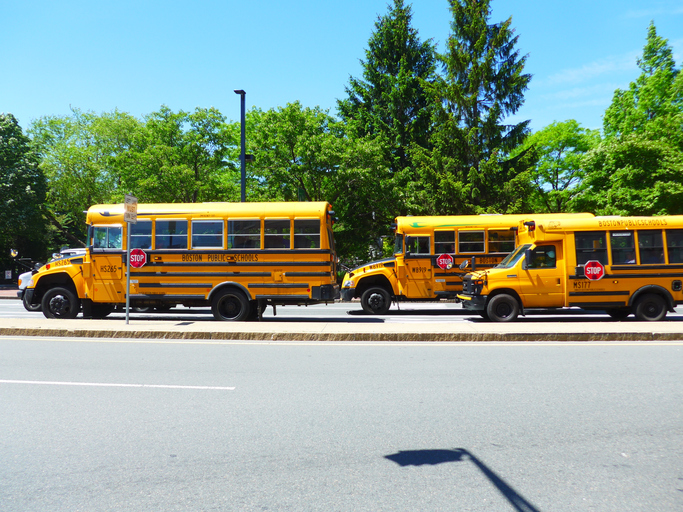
xmin=2 ymin=327 xmax=682 ymax=342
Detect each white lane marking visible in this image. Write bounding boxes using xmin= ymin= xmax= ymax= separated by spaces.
xmin=0 ymin=379 xmax=235 ymax=390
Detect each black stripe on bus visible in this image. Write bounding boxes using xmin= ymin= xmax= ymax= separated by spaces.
xmin=253 ymin=294 xmax=310 ymax=300
xmin=143 ymin=261 xmax=332 ymax=268
xmin=570 ymin=273 xmax=683 ymax=279
xmin=147 ymin=249 xmax=333 ymax=255
xmin=130 ymin=294 xmax=206 ymax=300
xmin=248 ymin=284 xmax=309 ymax=289
xmin=611 ymin=264 xmax=683 ymax=271
xmin=132 ymin=272 xmax=271 ymax=278
xmin=568 ymin=301 xmax=627 ymax=308
xmin=569 ymin=291 xmax=630 ymax=297
xmin=284 ymin=272 xmax=331 ymax=277
xmin=138 ymin=283 xmax=212 ymax=288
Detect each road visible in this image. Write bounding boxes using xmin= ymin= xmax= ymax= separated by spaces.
xmin=1 ymin=335 xmax=682 ymax=511
xmin=3 ymin=299 xmax=683 ymax=323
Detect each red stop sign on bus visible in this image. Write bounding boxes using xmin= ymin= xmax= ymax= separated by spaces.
xmin=584 ymin=260 xmax=605 ymax=281
xmin=436 ymin=253 xmax=454 ymax=270
xmin=129 ymin=248 xmax=147 ymax=268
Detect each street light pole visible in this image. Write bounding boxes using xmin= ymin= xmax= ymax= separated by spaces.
xmin=234 ymin=89 xmax=246 ymax=202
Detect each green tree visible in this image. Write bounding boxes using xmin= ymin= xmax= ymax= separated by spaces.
xmin=117 ymin=106 xmax=240 ymax=203
xmin=338 ymin=0 xmax=436 ymax=182
xmin=247 ymin=102 xmax=391 ymax=263
xmin=576 ymin=23 xmax=683 ymax=215
xmin=0 ymin=113 xmax=48 ymax=266
xmin=517 ymin=120 xmax=600 ymax=212
xmin=30 ymin=109 xmax=140 ymax=242
xmin=412 ymin=0 xmax=533 ymax=215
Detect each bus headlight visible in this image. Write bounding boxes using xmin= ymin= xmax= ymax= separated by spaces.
xmin=343 ymin=280 xmax=355 ymax=288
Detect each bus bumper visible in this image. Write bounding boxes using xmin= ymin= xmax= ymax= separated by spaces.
xmin=458 ymin=294 xmax=487 ymax=312
xmin=312 ymin=284 xmax=340 ymax=301
xmin=340 ymin=288 xmax=356 ymax=301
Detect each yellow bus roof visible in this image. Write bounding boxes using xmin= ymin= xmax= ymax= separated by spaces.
xmin=86 ymin=201 xmax=332 ymax=224
xmin=394 ymin=213 xmax=594 ymax=233
xmin=532 ymin=215 xmax=683 ymax=234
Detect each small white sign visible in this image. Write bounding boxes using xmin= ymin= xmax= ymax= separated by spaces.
xmin=124 ymin=194 xmax=138 ymax=224
xmin=4 ymin=270 xmax=11 ymax=280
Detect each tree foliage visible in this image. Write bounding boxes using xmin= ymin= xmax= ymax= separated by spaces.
xmin=0 ymin=113 xmax=48 ymax=264
xmin=411 ymin=0 xmax=533 ymax=215
xmin=517 ymin=120 xmax=600 ymax=212
xmin=576 ymin=22 xmax=683 ymax=215
xmin=338 ymin=0 xmax=436 ymax=181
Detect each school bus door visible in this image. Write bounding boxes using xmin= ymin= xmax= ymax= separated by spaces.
xmin=520 ymin=243 xmax=565 ymax=307
xmin=90 ymin=226 xmax=126 ymax=302
xmin=404 ymin=234 xmax=433 ymax=298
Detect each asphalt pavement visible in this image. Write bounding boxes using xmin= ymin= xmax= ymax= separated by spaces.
xmin=2 ymin=285 xmax=683 ymax=342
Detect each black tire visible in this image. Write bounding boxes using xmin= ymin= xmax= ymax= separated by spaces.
xmin=606 ymin=308 xmax=630 ymax=320
xmin=486 ymin=294 xmax=520 ymax=322
xmin=360 ymin=287 xmax=391 ymax=315
xmin=41 ymin=287 xmax=80 ymax=319
xmin=212 ymin=289 xmax=250 ymax=321
xmin=23 ymin=294 xmax=42 ymax=312
xmin=634 ymin=293 xmax=667 ymax=321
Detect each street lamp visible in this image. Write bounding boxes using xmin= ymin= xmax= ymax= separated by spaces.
xmin=234 ymin=89 xmax=246 ymax=202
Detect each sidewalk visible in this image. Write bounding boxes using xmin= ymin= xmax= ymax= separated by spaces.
xmin=1 ymin=315 xmax=682 ymax=342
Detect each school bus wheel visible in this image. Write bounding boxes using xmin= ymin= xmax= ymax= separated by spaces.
xmin=41 ymin=287 xmax=80 ymax=319
xmin=212 ymin=289 xmax=250 ymax=321
xmin=486 ymin=294 xmax=520 ymax=322
xmin=634 ymin=293 xmax=667 ymax=322
xmin=361 ymin=287 xmax=391 ymax=315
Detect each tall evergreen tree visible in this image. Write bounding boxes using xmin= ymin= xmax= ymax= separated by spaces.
xmin=412 ymin=0 xmax=533 ymax=215
xmin=337 ymin=0 xmax=436 ymax=179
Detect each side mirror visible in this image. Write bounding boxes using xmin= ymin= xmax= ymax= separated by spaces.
xmin=459 ymin=259 xmax=469 ymax=270
xmin=522 ymin=249 xmax=532 ymax=270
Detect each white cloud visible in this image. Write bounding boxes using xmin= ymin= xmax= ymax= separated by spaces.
xmin=544 ymin=52 xmax=639 ymax=86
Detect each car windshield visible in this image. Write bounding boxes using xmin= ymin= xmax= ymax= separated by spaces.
xmin=495 ymin=244 xmax=531 ymax=269
xmin=393 ymin=234 xmax=404 ymax=255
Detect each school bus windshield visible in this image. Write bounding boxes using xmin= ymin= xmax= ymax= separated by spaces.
xmin=495 ymin=244 xmax=531 ymax=269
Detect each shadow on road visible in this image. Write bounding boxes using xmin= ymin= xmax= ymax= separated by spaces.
xmin=385 ymin=448 xmax=541 ymax=512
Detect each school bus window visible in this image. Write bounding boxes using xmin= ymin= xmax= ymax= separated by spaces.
xmin=610 ymin=231 xmax=635 ymax=264
xmin=228 ymin=220 xmax=260 ymax=249
xmin=393 ymin=234 xmax=404 ymax=255
xmin=638 ymin=230 xmax=664 ymax=264
xmin=264 ymin=219 xmax=291 ymax=249
xmin=156 ymin=220 xmax=188 ymax=249
xmin=575 ymin=231 xmax=607 ymax=265
xmin=130 ymin=221 xmax=152 ymax=250
xmin=192 ymin=220 xmax=224 ymax=249
xmin=488 ymin=230 xmax=515 ymax=253
xmin=93 ymin=226 xmax=122 ymax=249
xmin=459 ymin=231 xmax=485 ymax=253
xmin=405 ymin=235 xmax=430 ymax=255
xmin=435 ymin=231 xmax=455 ymax=254
xmin=527 ymin=245 xmax=557 ymax=268
xmin=666 ymin=230 xmax=683 ymax=263
xmin=294 ymin=219 xmax=320 ymax=249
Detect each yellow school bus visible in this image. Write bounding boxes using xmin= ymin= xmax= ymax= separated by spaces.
xmin=25 ymin=202 xmax=340 ymax=321
xmin=458 ymin=215 xmax=683 ymax=321
xmin=340 ymin=213 xmax=594 ymax=314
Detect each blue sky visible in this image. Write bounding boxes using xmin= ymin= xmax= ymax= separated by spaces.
xmin=2 ymin=0 xmax=682 ymax=133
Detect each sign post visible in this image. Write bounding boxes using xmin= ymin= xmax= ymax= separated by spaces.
xmin=124 ymin=194 xmax=137 ymax=324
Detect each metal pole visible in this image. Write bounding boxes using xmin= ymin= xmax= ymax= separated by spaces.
xmin=234 ymin=89 xmax=246 ymax=202
xmin=126 ymin=224 xmax=131 ymax=325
